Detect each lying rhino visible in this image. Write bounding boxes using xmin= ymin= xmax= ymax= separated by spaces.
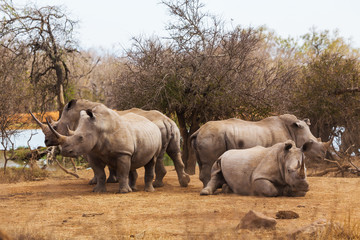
xmin=47 ymin=105 xmax=162 ymax=193
xmin=30 ymin=99 xmax=189 ymax=187
xmin=190 ymin=114 xmax=331 ymax=187
xmin=200 ymin=140 xmax=310 ymax=197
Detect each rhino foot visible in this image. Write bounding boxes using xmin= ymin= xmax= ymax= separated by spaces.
xmin=200 ymin=187 xmax=213 ymax=195
xmin=92 ymin=185 xmax=106 ymax=193
xmin=106 ymin=175 xmax=118 ymax=183
xmin=88 ymin=177 xmax=97 ymax=185
xmin=153 ymin=180 xmax=164 ymax=188
xmin=145 ymin=185 xmax=155 ymax=192
xmin=118 ymin=185 xmax=132 ymax=194
xmin=179 ymin=174 xmax=190 ymax=187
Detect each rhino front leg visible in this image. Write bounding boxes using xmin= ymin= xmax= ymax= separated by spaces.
xmin=129 ymin=170 xmax=138 ymax=191
xmin=88 ymin=168 xmax=97 ymax=185
xmin=88 ymin=156 xmax=107 ymax=193
xmin=107 ymin=166 xmax=118 ymax=183
xmin=144 ymin=157 xmax=156 ymax=192
xmin=153 ymin=148 xmax=166 ymax=188
xmin=116 ymin=154 xmax=132 ymax=194
xmin=252 ymin=179 xmax=279 ymax=197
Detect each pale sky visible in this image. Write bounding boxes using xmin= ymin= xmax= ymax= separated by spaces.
xmin=13 ymin=0 xmax=360 ymax=52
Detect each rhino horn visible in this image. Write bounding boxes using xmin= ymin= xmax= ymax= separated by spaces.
xmin=299 ymin=155 xmax=306 ymax=179
xmin=46 ymin=117 xmax=66 ymax=144
xmin=67 ymin=125 xmax=75 ymax=136
xmin=325 ymin=136 xmax=334 ymax=149
xmin=29 ymin=111 xmax=46 ymax=130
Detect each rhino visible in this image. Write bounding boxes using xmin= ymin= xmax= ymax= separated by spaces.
xmin=190 ymin=114 xmax=332 ymax=187
xmin=30 ymin=99 xmax=190 ymax=187
xmin=200 ymin=140 xmax=310 ymax=197
xmin=46 ymin=105 xmax=162 ymax=193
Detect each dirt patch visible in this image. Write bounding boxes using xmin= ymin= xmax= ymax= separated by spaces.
xmin=0 ymin=166 xmax=359 ymax=239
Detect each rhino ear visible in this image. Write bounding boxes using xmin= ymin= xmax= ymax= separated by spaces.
xmin=302 ymin=140 xmax=314 ymax=152
xmin=284 ymin=142 xmax=293 ymax=151
xmin=86 ymin=109 xmax=95 ymax=119
xmin=292 ymin=121 xmax=304 ymax=129
xmin=303 ymin=118 xmax=311 ymax=126
xmin=66 ymin=99 xmax=77 ymax=111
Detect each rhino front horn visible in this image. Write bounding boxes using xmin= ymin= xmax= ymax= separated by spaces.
xmin=29 ymin=111 xmax=46 ymax=130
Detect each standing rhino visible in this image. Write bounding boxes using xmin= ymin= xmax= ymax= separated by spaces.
xmin=200 ymin=140 xmax=310 ymax=197
xmin=191 ymin=114 xmax=331 ymax=187
xmin=30 ymin=99 xmax=190 ymax=187
xmin=47 ymin=105 xmax=162 ymax=193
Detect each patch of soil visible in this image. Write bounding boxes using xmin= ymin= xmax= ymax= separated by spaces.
xmin=0 ymin=166 xmax=359 ymax=239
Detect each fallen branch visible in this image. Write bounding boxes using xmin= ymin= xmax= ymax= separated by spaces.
xmin=54 ymin=158 xmax=79 ymax=178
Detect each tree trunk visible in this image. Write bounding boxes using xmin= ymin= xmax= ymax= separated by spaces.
xmin=54 ymin=62 xmax=66 ymax=116
xmin=177 ymin=111 xmax=199 ymax=175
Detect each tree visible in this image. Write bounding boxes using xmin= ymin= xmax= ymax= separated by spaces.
xmin=0 ymin=43 xmax=28 ymax=173
xmin=0 ymin=0 xmax=78 ymax=115
xmin=288 ymin=29 xmax=360 ymax=154
xmin=111 ymin=0 xmax=298 ymax=172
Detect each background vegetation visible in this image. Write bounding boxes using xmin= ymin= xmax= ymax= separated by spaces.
xmin=1 ymin=0 xmax=360 ymax=170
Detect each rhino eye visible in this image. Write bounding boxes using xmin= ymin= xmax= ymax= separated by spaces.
xmin=78 ymin=136 xmax=84 ymax=143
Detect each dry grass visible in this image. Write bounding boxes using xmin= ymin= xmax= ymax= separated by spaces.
xmin=0 ymin=167 xmax=50 ymax=183
xmin=10 ymin=111 xmax=59 ymax=129
xmin=0 ymin=166 xmax=359 ymax=239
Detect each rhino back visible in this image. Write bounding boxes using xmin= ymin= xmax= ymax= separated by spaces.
xmin=221 ymin=147 xmax=266 ymax=195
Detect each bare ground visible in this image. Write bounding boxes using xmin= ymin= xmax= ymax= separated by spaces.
xmin=0 ymin=166 xmax=360 ymax=239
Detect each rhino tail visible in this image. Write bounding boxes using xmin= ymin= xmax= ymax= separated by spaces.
xmin=190 ymin=129 xmax=201 ymax=165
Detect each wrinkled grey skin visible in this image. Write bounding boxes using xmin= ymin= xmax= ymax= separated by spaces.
xmin=190 ymin=114 xmax=332 ymax=187
xmin=200 ymin=140 xmax=310 ymax=197
xmin=30 ymin=99 xmax=189 ymax=187
xmin=47 ymin=106 xmax=162 ymax=193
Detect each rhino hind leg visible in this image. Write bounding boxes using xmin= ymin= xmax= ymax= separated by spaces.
xmin=144 ymin=157 xmax=156 ymax=192
xmin=221 ymin=183 xmax=233 ymax=194
xmin=153 ymin=149 xmax=166 ymax=188
xmin=106 ymin=166 xmax=118 ymax=183
xmin=129 ymin=170 xmax=138 ymax=191
xmin=200 ymin=160 xmax=225 ymax=195
xmin=167 ymin=150 xmax=190 ymax=188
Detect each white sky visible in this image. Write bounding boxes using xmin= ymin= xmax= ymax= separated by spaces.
xmin=13 ymin=0 xmax=360 ymax=52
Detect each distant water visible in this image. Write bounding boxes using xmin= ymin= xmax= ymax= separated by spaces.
xmin=0 ymin=129 xmax=45 ymax=150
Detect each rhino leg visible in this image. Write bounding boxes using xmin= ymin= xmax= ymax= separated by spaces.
xmin=88 ymin=157 xmax=107 ymax=193
xmin=252 ymin=179 xmax=279 ymax=197
xmin=129 ymin=170 xmax=138 ymax=191
xmin=200 ymin=160 xmax=225 ymax=195
xmin=107 ymin=166 xmax=118 ymax=183
xmin=88 ymin=168 xmax=97 ymax=185
xmin=199 ymin=163 xmax=212 ymax=188
xmin=144 ymin=157 xmax=156 ymax=192
xmin=153 ymin=148 xmax=166 ymax=188
xmin=167 ymin=150 xmax=190 ymax=188
xmin=116 ymin=155 xmax=132 ymax=194
xmin=221 ymin=183 xmax=233 ymax=194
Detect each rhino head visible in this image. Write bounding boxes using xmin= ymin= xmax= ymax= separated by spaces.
xmin=282 ymin=141 xmax=311 ymax=196
xmin=30 ymin=99 xmax=89 ymax=147
xmin=46 ymin=109 xmax=98 ymax=157
xmin=287 ymin=117 xmax=332 ymax=161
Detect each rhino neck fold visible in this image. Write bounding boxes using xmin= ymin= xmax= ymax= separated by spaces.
xmin=284 ymin=122 xmax=297 ymax=146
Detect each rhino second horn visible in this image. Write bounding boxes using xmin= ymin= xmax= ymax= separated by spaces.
xmin=29 ymin=111 xmax=46 ymax=130
xmin=299 ymin=156 xmax=305 ymax=179
xmin=46 ymin=117 xmax=66 ymax=143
